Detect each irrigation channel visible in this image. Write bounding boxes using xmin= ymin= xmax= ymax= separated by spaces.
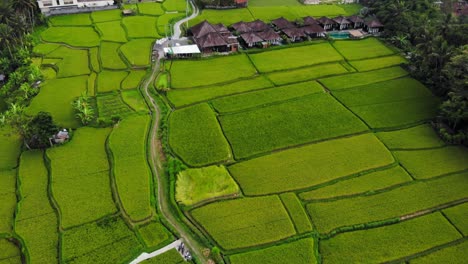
xmin=136 ymin=1 xmax=206 ymax=263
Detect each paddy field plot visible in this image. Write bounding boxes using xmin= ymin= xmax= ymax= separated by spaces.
xmin=170 ymin=55 xmax=257 ymax=88
xmin=89 ymin=47 xmax=101 ymax=72
xmin=138 ymin=3 xmax=165 ymax=16
xmin=376 ymin=124 xmax=445 ymax=149
xmin=88 ymin=72 xmax=97 ymax=95
xmin=137 ymin=221 xmax=171 ymax=248
xmin=442 ymin=203 xmax=468 ymax=236
xmin=175 ymin=165 xmax=240 ymax=206
xmin=141 ymin=249 xmax=185 ymax=264
xmin=0 ymin=127 xmax=22 ymax=170
xmin=247 ymin=6 xmax=298 ymax=21
xmin=122 ymin=70 xmax=147 ymax=89
xmin=49 ymin=13 xmax=92 ymax=26
xmin=109 ymin=115 xmax=152 ymax=222
xmin=219 ymin=93 xmax=368 ymax=159
xmin=41 ymin=66 xmax=56 ymax=80
xmin=228 ymin=134 xmax=394 ymax=195
xmin=167 ymin=76 xmax=273 ymax=107
xmin=299 ymin=166 xmax=413 ymax=201
xmin=123 ymin=16 xmax=159 ymax=38
xmin=266 ymin=62 xmax=350 ymax=85
xmin=190 ymin=9 xmax=254 ymax=26
xmin=47 ymin=127 xmax=116 ymax=228
xmin=97 ymin=70 xmax=129 ymax=92
xmin=62 ymin=216 xmax=142 ymax=263
xmin=91 ymin=9 xmax=122 ymax=23
xmin=349 ymin=55 xmax=407 ymax=71
xmin=248 ymin=43 xmax=343 ymax=72
xmin=100 ymin=42 xmax=128 ymax=70
xmin=157 ymin=14 xmax=185 ymax=34
xmin=41 ymin=27 xmax=100 ymax=47
xmin=121 ymin=39 xmax=153 ymax=67
xmin=248 ymin=0 xmax=301 ymax=6
xmin=306 ymin=172 xmax=468 ymax=233
xmin=96 ymin=93 xmax=134 ymax=119
xmin=411 ymin=240 xmax=468 ymax=264
xmin=320 ymin=213 xmax=461 ymax=263
xmin=333 ymin=38 xmax=395 ymax=60
xmin=96 ymin=21 xmax=128 ymax=42
xmin=395 ymin=146 xmax=468 ymax=179
xmin=211 ymin=81 xmax=324 ymax=113
xmin=163 ymin=0 xmax=187 ymax=11
xmin=16 ymin=151 xmax=58 ymax=264
xmin=169 ymin=104 xmax=232 ymax=166
xmin=0 ymin=239 xmax=21 ymax=264
xmin=46 ymin=46 xmax=90 ymax=77
xmin=121 ymin=90 xmax=148 ymax=112
xmin=191 ymin=196 xmax=295 ymax=250
xmin=26 ymin=76 xmax=88 ymax=128
xmin=33 ymin=43 xmax=61 ymax=55
xmin=320 ymin=66 xmax=408 ymax=90
xmin=279 ymin=193 xmax=313 ymax=233
xmin=230 ymin=238 xmax=316 ymax=264
xmin=0 ymin=169 xmax=16 ymax=234
xmin=293 ymin=4 xmax=362 ymax=17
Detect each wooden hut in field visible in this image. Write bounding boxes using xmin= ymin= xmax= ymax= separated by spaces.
xmin=318 ymin=16 xmax=336 ymax=30
xmin=302 ymin=16 xmax=319 ymax=26
xmin=231 ymin=21 xmax=253 ymax=34
xmin=333 ymin=16 xmax=351 ymax=30
xmin=282 ymin=28 xmax=306 ymax=42
xmin=302 ymin=24 xmax=325 ymax=38
xmin=256 ymin=28 xmax=282 ymax=45
xmin=240 ymin=32 xmax=263 ymax=47
xmin=365 ymin=19 xmax=384 ymax=33
xmin=246 ymin=19 xmax=270 ymax=32
xmin=189 ymin=20 xmax=239 ymax=53
xmin=347 ymin=15 xmax=365 ymax=28
xmin=271 ymin=17 xmax=295 ymax=30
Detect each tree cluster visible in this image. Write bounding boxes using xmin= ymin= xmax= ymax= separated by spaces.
xmin=364 ymin=0 xmax=468 ymax=146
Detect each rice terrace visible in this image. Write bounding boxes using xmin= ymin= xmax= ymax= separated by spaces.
xmin=0 ymin=0 xmax=467 ymax=263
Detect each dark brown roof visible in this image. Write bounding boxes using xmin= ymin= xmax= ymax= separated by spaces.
xmin=366 ymin=19 xmax=384 ymax=28
xmin=318 ymin=16 xmax=336 ymax=25
xmin=303 ymin=16 xmax=318 ymax=25
xmin=232 ymin=21 xmax=253 ymax=33
xmin=213 ymin=23 xmax=230 ymax=34
xmin=240 ymin=32 xmax=264 ymax=44
xmin=256 ymin=28 xmax=281 ymax=41
xmin=272 ymin=17 xmax=295 ymax=29
xmin=191 ymin=20 xmax=217 ymax=38
xmin=196 ymin=32 xmax=227 ymax=48
xmin=223 ymin=34 xmax=239 ymax=45
xmin=246 ymin=19 xmax=270 ymax=32
xmin=302 ymin=24 xmax=325 ymax=34
xmin=282 ymin=27 xmax=306 ymax=38
xmin=334 ymin=16 xmax=351 ymax=25
xmin=347 ymin=15 xmax=364 ymax=24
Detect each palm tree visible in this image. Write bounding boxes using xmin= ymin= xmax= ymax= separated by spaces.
xmin=11 ymin=0 xmax=36 ymax=30
xmin=0 ymin=23 xmax=13 ymax=58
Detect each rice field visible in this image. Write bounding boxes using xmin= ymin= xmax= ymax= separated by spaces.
xmin=0 ymin=239 xmax=21 ymax=264
xmin=49 ymin=13 xmax=92 ymax=26
xmin=41 ymin=27 xmax=100 ymax=47
xmin=266 ymin=62 xmax=350 ymax=85
xmin=138 ymin=3 xmax=165 ymax=16
xmin=100 ymin=42 xmax=128 ymax=70
xmin=349 ymin=55 xmax=407 ymax=71
xmin=123 ymin=16 xmax=159 ymax=38
xmin=121 ymin=39 xmax=153 ymax=67
xmin=122 ymin=70 xmax=147 ymax=89
xmin=97 ymin=70 xmax=129 ymax=92
xmin=96 ymin=21 xmax=128 ymax=42
xmin=96 ymin=93 xmax=134 ymax=119
xmin=121 ymin=90 xmax=148 ymax=112
xmin=442 ymin=203 xmax=468 ymax=236
xmin=332 ymin=38 xmax=396 ymax=60
xmin=411 ymin=240 xmax=468 ymax=263
xmin=141 ymin=249 xmax=185 ymax=264
xmin=163 ymin=0 xmax=187 ymax=12
xmin=0 ymin=169 xmax=16 ymax=234
xmin=137 ymin=221 xmax=171 ymax=248
xmin=46 ymin=46 xmax=90 ymax=77
xmin=279 ymin=193 xmax=313 ymax=233
xmin=376 ymin=124 xmax=446 ymax=149
xmin=91 ymin=9 xmax=122 ymax=23
xmin=0 ymin=127 xmax=22 ymax=170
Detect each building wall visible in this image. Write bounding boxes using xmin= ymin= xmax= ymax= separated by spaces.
xmin=37 ymin=0 xmax=114 ymax=13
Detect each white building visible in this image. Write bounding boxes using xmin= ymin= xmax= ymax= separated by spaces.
xmin=36 ymin=0 xmax=115 ymax=14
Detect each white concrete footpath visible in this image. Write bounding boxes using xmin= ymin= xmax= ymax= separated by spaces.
xmin=129 ymin=239 xmax=183 ymax=264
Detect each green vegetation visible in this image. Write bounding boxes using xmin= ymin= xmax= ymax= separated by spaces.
xmin=279 ymin=193 xmax=312 ymax=233
xmin=320 ymin=213 xmax=461 ymax=263
xmin=96 ymin=21 xmax=128 ymax=42
xmin=16 ymin=151 xmax=58 ymax=263
xmin=89 ymin=48 xmax=101 ymax=72
xmin=320 ymin=66 xmax=408 ymax=90
xmin=122 ymin=16 xmax=159 ymax=38
xmin=121 ymin=90 xmax=148 ymax=112
xmin=96 ymin=93 xmax=134 ymax=120
xmin=47 ymin=127 xmax=116 ymax=228
xmin=167 ymin=76 xmax=273 ymax=107
xmin=266 ymin=63 xmax=349 ymax=85
xmin=307 ymin=172 xmax=468 ymax=233
xmin=443 ymin=203 xmax=468 ymax=236
xmin=219 ymin=94 xmax=368 ymax=159
xmin=376 ymin=124 xmax=445 ymax=149
xmin=62 ymin=217 xmax=142 ymax=263
xmin=100 ymin=42 xmax=128 ymax=70
xmin=170 ymin=55 xmax=257 ymax=88
xmin=332 ymin=38 xmax=395 ymax=60
xmin=175 ymin=165 xmax=240 ymax=206
xmin=191 ymin=196 xmax=295 ymax=250
xmin=190 ymin=9 xmax=254 ymax=26
xmin=49 ymin=13 xmax=92 ymax=26
xmin=91 ymin=9 xmax=122 ymax=23
xmin=41 ymin=67 xmax=56 ymax=80
xmin=248 ymin=43 xmax=343 ymax=72
xmin=121 ymin=39 xmax=153 ymax=67
xmin=230 ymin=238 xmax=316 ymax=264
xmin=141 ymin=249 xmax=185 ymax=264
xmin=349 ymin=55 xmax=407 ymax=71
xmin=109 ymin=115 xmax=152 ymax=221
xmin=0 ymin=127 xmax=22 ymax=170
xmin=46 ymin=46 xmax=90 ymax=77
xmin=211 ymin=81 xmax=324 ymax=113
xmin=300 ymin=166 xmax=413 ymax=201
xmin=41 ymin=27 xmax=100 ymax=47
xmin=97 ymin=70 xmax=129 ymax=93
xmin=0 ymin=239 xmax=21 ymax=264
xmin=33 ymin=43 xmax=61 ymax=55
xmin=122 ymin=70 xmax=147 ymax=89
xmin=229 ymin=134 xmax=394 ymax=195
xmin=138 ymin=3 xmax=164 ymax=16
xmin=395 ymin=147 xmax=468 ymax=179
xmin=0 ymin=169 xmax=16 ymax=233
xmin=88 ymin=72 xmax=97 ymax=96
xmin=137 ymin=221 xmax=171 ymax=248
xmin=169 ymin=104 xmax=232 ymax=166
xmin=163 ymin=0 xmax=187 ymax=11
xmin=26 ymin=76 xmax=88 ymax=128
xmin=411 ymin=240 xmax=468 ymax=264
xmin=248 ymin=0 xmax=301 ymax=6
xmin=157 ymin=14 xmax=185 ymax=34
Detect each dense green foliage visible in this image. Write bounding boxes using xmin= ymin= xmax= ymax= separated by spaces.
xmin=219 ymin=94 xmax=368 ymax=159
xmin=320 ymin=213 xmax=461 ymax=263
xmin=230 ymin=238 xmax=317 ymax=264
xmin=279 ymin=193 xmax=312 ymax=233
xmin=191 ymin=196 xmax=295 ymax=250
xmin=169 ymin=104 xmax=232 ymax=166
xmin=176 ymin=165 xmax=239 ymax=206
xmin=307 ymin=172 xmax=468 ymax=233
xmin=229 ymin=134 xmax=394 ymax=195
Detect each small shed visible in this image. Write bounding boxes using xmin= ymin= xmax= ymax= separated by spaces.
xmin=122 ymin=9 xmax=134 ymax=16
xmin=164 ymin=45 xmax=201 ymax=58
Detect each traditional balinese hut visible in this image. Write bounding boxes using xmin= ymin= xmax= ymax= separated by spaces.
xmin=302 ymin=24 xmax=325 ymax=38
xmin=302 ymin=16 xmax=319 ymax=26
xmin=365 ymin=19 xmax=384 ymax=33
xmin=282 ymin=28 xmax=306 ymax=42
xmin=190 ymin=20 xmax=218 ymax=38
xmin=240 ymin=32 xmax=263 ymax=47
xmin=190 ymin=20 xmax=239 ymax=53
xmin=246 ymin=19 xmax=270 ymax=32
xmin=333 ymin=16 xmax=351 ymax=30
xmin=347 ymin=15 xmax=365 ymax=28
xmin=271 ymin=17 xmax=295 ymax=30
xmin=231 ymin=21 xmax=253 ymax=34
xmin=256 ymin=28 xmax=282 ymax=45
xmin=318 ymin=16 xmax=336 ymax=30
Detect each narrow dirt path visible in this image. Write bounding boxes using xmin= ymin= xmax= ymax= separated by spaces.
xmin=173 ymin=0 xmax=199 ymax=39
